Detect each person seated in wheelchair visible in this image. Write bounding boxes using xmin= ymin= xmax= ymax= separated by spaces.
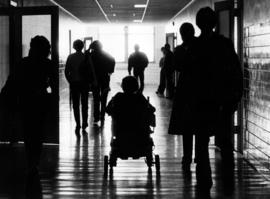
xmin=106 ymin=76 xmax=156 ymax=154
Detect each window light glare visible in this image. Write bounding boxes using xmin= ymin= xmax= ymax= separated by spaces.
xmin=134 ymin=4 xmax=147 ymax=8
xmin=133 ymin=20 xmax=142 ymax=23
xmin=10 ymin=0 xmax=18 ymax=7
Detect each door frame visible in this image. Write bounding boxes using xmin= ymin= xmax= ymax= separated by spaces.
xmin=214 ymin=0 xmax=244 ymax=153
xmin=0 ymin=6 xmax=60 ymax=144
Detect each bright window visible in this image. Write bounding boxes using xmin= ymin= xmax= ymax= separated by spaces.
xmin=99 ymin=26 xmax=125 ymax=62
xmin=128 ymin=26 xmax=154 ymax=62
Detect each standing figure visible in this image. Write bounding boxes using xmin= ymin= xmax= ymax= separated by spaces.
xmin=89 ymin=40 xmax=115 ymax=124
xmin=2 ymin=36 xmax=57 ymax=185
xmin=169 ymin=7 xmax=243 ymax=195
xmin=169 ymin=23 xmax=197 ymax=171
xmin=65 ymin=39 xmax=93 ymax=136
xmin=156 ymin=47 xmax=166 ymax=95
xmin=128 ymin=44 xmax=149 ymax=93
xmin=163 ymin=44 xmax=175 ymax=98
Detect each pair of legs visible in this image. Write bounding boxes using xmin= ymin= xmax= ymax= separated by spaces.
xmin=70 ymin=82 xmax=89 ymax=130
xmin=133 ymin=70 xmax=145 ymax=92
xmin=216 ymin=109 xmax=235 ymax=186
xmin=92 ymin=83 xmax=109 ymax=122
xmin=157 ymin=69 xmax=174 ymax=98
xmin=157 ymin=67 xmax=166 ymax=94
xmin=182 ymin=132 xmax=212 ymax=190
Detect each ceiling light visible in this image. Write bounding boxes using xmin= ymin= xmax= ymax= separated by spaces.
xmin=110 ymin=4 xmax=113 ymax=8
xmin=134 ymin=4 xmax=147 ymax=8
xmin=113 ymin=13 xmax=116 ymax=17
xmin=133 ymin=20 xmax=142 ymax=23
xmin=133 ymin=13 xmax=136 ymax=16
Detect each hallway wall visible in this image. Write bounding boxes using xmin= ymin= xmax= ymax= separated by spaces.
xmin=243 ymin=0 xmax=270 ymax=172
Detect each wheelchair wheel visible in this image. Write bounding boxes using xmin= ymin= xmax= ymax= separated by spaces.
xmin=155 ymin=155 xmax=160 ymax=171
xmin=104 ymin=155 xmax=109 ymax=173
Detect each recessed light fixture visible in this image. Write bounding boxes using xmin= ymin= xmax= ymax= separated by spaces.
xmin=113 ymin=13 xmax=116 ymax=17
xmin=133 ymin=13 xmax=136 ymax=16
xmin=134 ymin=4 xmax=147 ymax=8
xmin=133 ymin=19 xmax=142 ymax=23
xmin=110 ymin=4 xmax=113 ymax=8
xmin=10 ymin=0 xmax=18 ymax=7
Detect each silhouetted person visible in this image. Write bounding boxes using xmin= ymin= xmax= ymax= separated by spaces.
xmin=128 ymin=44 xmax=149 ymax=93
xmin=169 ymin=23 xmax=197 ymax=172
xmin=106 ymin=76 xmax=155 ymax=143
xmin=196 ymin=7 xmax=243 ymax=193
xmin=156 ymin=47 xmax=166 ymax=95
xmin=89 ymin=40 xmax=115 ymax=124
xmin=2 ymin=36 xmax=57 ymax=186
xmin=169 ymin=7 xmax=243 ymax=194
xmin=163 ymin=43 xmax=175 ymax=99
xmin=65 ymin=39 xmax=93 ymax=136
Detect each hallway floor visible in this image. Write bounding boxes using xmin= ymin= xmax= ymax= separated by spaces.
xmin=0 ymin=69 xmax=270 ymax=199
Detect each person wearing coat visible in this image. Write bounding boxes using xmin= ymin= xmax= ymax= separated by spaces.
xmin=89 ymin=40 xmax=115 ymax=124
xmin=169 ymin=23 xmax=197 ymax=171
xmin=169 ymin=7 xmax=243 ymax=194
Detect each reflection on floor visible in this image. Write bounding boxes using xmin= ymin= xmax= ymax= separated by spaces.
xmin=0 ymin=69 xmax=270 ymax=198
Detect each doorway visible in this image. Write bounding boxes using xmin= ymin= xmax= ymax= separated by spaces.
xmin=0 ymin=6 xmax=59 ymax=144
xmin=214 ymin=0 xmax=243 ymax=152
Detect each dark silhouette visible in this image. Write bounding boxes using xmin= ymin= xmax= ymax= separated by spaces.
xmin=128 ymin=44 xmax=149 ymax=93
xmin=170 ymin=23 xmax=197 ymax=172
xmin=65 ymin=39 xmax=93 ymax=136
xmin=1 ymin=36 xmax=57 ymax=182
xmin=105 ymin=76 xmax=158 ymax=171
xmin=163 ymin=43 xmax=175 ymax=99
xmin=88 ymin=40 xmax=115 ymax=124
xmin=169 ymin=7 xmax=243 ymax=194
xmin=156 ymin=47 xmax=166 ymax=96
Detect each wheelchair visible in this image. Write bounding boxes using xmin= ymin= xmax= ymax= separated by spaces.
xmin=104 ymin=97 xmax=160 ymax=174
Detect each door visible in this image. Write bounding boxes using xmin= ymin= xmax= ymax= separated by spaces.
xmin=214 ymin=0 xmax=243 ymax=152
xmin=0 ymin=6 xmax=59 ymax=144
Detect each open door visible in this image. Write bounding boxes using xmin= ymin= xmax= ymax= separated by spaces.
xmin=214 ymin=0 xmax=243 ymax=152
xmin=0 ymin=6 xmax=59 ymax=144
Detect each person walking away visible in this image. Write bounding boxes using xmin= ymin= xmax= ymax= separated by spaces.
xmin=156 ymin=47 xmax=166 ymax=96
xmin=163 ymin=43 xmax=175 ymax=99
xmin=128 ymin=44 xmax=149 ymax=93
xmin=65 ymin=39 xmax=93 ymax=136
xmin=169 ymin=23 xmax=197 ymax=172
xmin=89 ymin=40 xmax=115 ymax=125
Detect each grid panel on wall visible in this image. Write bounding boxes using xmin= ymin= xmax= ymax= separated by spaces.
xmin=243 ymin=22 xmax=270 ymax=171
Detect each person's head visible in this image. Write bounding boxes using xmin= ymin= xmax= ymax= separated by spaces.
xmin=73 ymin=39 xmax=84 ymax=52
xmin=180 ymin=23 xmax=195 ymax=42
xmin=90 ymin=40 xmax=102 ymax=51
xmin=163 ymin=43 xmax=171 ymax=54
xmin=134 ymin=44 xmax=140 ymax=52
xmin=121 ymin=76 xmax=139 ymax=94
xmin=196 ymin=7 xmax=217 ymax=33
xmin=29 ymin=35 xmax=51 ymax=58
xmin=161 ymin=47 xmax=165 ymax=55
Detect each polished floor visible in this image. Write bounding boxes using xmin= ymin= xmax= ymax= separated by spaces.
xmin=0 ymin=68 xmax=270 ymax=199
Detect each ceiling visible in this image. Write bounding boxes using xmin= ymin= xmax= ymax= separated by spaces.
xmin=54 ymin=0 xmax=191 ymax=23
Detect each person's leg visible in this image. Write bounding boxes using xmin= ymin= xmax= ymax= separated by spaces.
xmin=166 ymin=72 xmax=174 ymax=98
xmin=157 ymin=68 xmax=166 ymax=94
xmin=100 ymin=82 xmax=109 ymax=122
xmin=71 ymin=84 xmax=81 ymax=129
xmin=92 ymin=86 xmax=101 ymax=122
xmin=139 ymin=72 xmax=145 ymax=92
xmin=182 ymin=133 xmax=193 ymax=167
xmin=217 ymin=110 xmax=235 ymax=187
xmin=81 ymin=84 xmax=89 ymax=130
xmin=195 ymin=133 xmax=212 ymax=190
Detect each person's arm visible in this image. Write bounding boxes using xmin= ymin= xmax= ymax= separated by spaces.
xmin=64 ymin=56 xmax=71 ymax=83
xmin=128 ymin=55 xmax=132 ymax=75
xmin=143 ymin=53 xmax=149 ymax=68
